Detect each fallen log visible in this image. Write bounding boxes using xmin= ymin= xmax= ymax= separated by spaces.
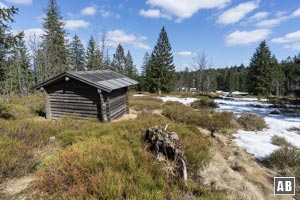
xmin=145 ymin=124 xmax=188 ymax=182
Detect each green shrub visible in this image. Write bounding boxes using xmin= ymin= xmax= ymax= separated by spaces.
xmin=0 ymin=104 xmax=13 ymax=119
xmin=191 ymin=98 xmax=218 ymax=109
xmin=271 ymin=135 xmax=292 ymax=147
xmin=237 ymin=113 xmax=267 ymax=131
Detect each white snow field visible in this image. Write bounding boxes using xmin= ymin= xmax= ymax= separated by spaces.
xmin=215 ymin=97 xmax=300 ymax=160
xmin=157 ymin=96 xmax=198 ymax=105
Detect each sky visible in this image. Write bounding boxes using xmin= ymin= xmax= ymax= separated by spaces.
xmin=1 ymin=0 xmax=300 ymax=72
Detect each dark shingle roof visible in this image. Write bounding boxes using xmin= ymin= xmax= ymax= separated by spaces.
xmin=32 ymin=70 xmax=138 ymax=92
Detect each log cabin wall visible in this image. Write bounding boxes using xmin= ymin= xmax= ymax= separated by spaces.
xmin=44 ymin=78 xmax=101 ymax=120
xmin=103 ymin=87 xmax=128 ymax=121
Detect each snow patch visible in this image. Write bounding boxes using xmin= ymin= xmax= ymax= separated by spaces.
xmin=157 ymin=96 xmax=197 ymax=105
xmin=215 ymin=97 xmax=300 ymax=160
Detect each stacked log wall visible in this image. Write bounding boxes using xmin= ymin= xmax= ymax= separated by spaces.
xmin=45 ymin=78 xmax=101 ymax=120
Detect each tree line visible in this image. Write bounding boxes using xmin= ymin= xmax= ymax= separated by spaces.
xmin=176 ymin=41 xmax=300 ymax=97
xmin=0 ymin=0 xmax=176 ymax=96
xmin=1 ymin=0 xmax=299 ymax=97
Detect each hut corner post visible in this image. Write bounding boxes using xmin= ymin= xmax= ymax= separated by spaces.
xmin=126 ymin=87 xmax=129 ymax=114
xmin=43 ymin=87 xmax=51 ymax=119
xmin=98 ymin=89 xmax=108 ymax=122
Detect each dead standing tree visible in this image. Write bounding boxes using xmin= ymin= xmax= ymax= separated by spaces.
xmin=192 ymin=52 xmax=213 ymax=94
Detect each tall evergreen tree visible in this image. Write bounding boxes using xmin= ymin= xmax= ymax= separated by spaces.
xmin=141 ymin=52 xmax=150 ymax=77
xmin=247 ymin=40 xmax=276 ymax=96
xmin=111 ymin=44 xmax=126 ymax=73
xmin=3 ymin=35 xmax=32 ymax=95
xmin=124 ymin=51 xmax=137 ymax=79
xmin=86 ymin=36 xmax=97 ymax=70
xmin=70 ymin=34 xmax=85 ymax=71
xmin=148 ymin=26 xmax=175 ymax=94
xmin=40 ymin=0 xmax=69 ymax=80
xmin=86 ymin=36 xmax=102 ymax=70
xmin=0 ymin=6 xmax=22 ymax=89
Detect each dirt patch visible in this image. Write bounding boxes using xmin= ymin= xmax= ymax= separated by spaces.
xmin=199 ymin=132 xmax=293 ymax=200
xmin=0 ymin=175 xmax=36 ymax=198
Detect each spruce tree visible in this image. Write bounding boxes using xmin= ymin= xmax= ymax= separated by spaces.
xmin=140 ymin=52 xmax=150 ymax=91
xmin=86 ymin=36 xmax=102 ymax=70
xmin=124 ymin=51 xmax=137 ymax=79
xmin=148 ymin=26 xmax=175 ymax=94
xmin=0 ymin=6 xmax=22 ymax=86
xmin=70 ymin=34 xmax=85 ymax=71
xmin=111 ymin=44 xmax=126 ymax=73
xmin=40 ymin=0 xmax=69 ymax=79
xmin=247 ymin=40 xmax=275 ymax=96
xmin=4 ymin=35 xmax=32 ymax=95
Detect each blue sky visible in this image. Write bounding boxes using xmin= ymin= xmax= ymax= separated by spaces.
xmin=1 ymin=0 xmax=300 ymax=72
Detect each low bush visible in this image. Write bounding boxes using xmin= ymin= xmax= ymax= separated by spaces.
xmin=163 ymin=102 xmax=238 ymax=132
xmin=191 ymin=98 xmax=218 ymax=109
xmin=237 ymin=113 xmax=267 ymax=131
xmin=129 ymin=96 xmax=164 ymax=111
xmin=271 ymin=135 xmax=292 ymax=147
xmin=268 ymin=146 xmax=300 ymax=198
xmin=210 ymin=112 xmax=239 ymax=131
xmin=162 ymin=101 xmax=203 ymax=125
xmin=0 ymin=103 xmax=34 ymax=120
xmin=32 ymin=117 xmax=214 ymax=199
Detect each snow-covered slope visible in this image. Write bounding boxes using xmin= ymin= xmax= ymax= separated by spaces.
xmin=215 ymin=98 xmax=300 ymax=160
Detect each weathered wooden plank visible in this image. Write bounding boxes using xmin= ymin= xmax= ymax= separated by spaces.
xmin=49 ymin=97 xmax=100 ymax=103
xmin=51 ymin=108 xmax=99 ymax=115
xmin=110 ymin=106 xmax=127 ymax=120
xmin=49 ymin=94 xmax=99 ymax=101
xmin=51 ymin=113 xmax=97 ymax=119
xmin=50 ymin=104 xmax=99 ymax=111
xmin=49 ymin=100 xmax=99 ymax=107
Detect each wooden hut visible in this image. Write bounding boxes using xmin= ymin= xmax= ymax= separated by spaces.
xmin=33 ymin=70 xmax=138 ymax=122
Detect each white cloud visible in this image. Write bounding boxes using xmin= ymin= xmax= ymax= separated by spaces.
xmin=177 ymin=51 xmax=195 ymax=57
xmin=64 ymin=20 xmax=90 ymax=30
xmin=255 ymin=8 xmax=300 ymax=28
xmin=99 ymin=8 xmax=120 ymax=19
xmin=0 ymin=2 xmax=8 ymax=8
xmin=225 ymin=29 xmax=271 ymax=46
xmin=23 ymin=28 xmax=44 ymax=42
xmin=107 ymin=29 xmax=151 ymax=50
xmin=291 ymin=8 xmax=300 ymax=17
xmin=5 ymin=0 xmax=31 ymax=4
xmin=217 ymin=1 xmax=258 ymax=25
xmin=143 ymin=0 xmax=231 ymax=21
xmin=284 ymin=43 xmax=300 ymax=51
xmin=139 ymin=9 xmax=171 ymax=20
xmin=255 ymin=18 xmax=281 ymax=27
xmin=271 ymin=30 xmax=300 ymax=44
xmin=81 ymin=6 xmax=97 ymax=16
xmin=249 ymin=11 xmax=269 ymax=21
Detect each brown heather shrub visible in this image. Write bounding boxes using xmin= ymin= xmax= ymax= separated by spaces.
xmin=237 ymin=113 xmax=267 ymax=131
xmin=209 ymin=111 xmax=239 ymax=131
xmin=191 ymin=98 xmax=218 ymax=109
xmin=32 ymin=120 xmax=215 ymax=199
xmin=162 ymin=101 xmax=205 ymax=125
xmin=268 ymin=146 xmax=300 ymax=198
xmin=163 ymin=102 xmax=238 ymax=132
xmin=129 ymin=96 xmax=164 ymax=111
